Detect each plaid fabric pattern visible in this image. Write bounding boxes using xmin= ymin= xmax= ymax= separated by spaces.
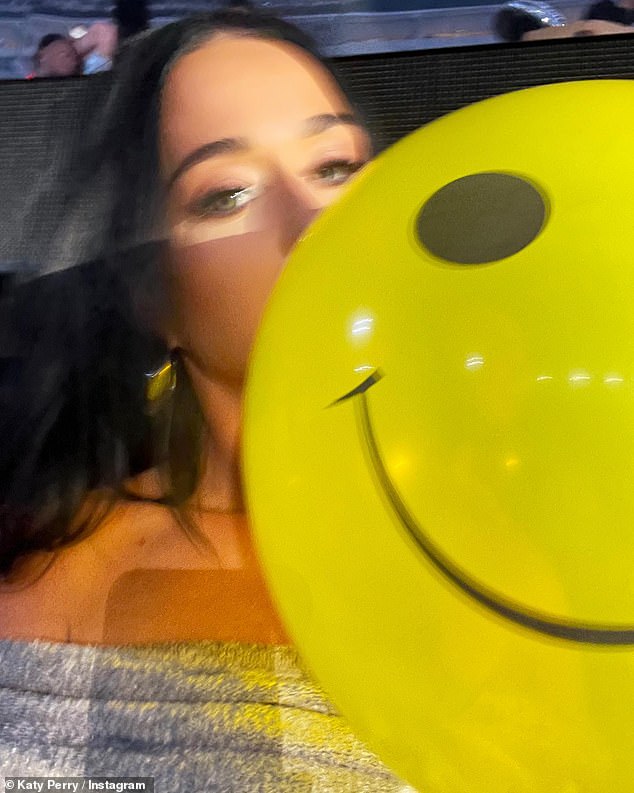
xmin=0 ymin=639 xmax=413 ymax=792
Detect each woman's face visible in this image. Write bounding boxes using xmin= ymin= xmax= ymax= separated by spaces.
xmin=159 ymin=34 xmax=371 ymax=385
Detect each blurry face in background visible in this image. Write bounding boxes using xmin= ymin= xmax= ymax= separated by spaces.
xmin=37 ymin=39 xmax=81 ymax=77
xmin=159 ymin=34 xmax=371 ymax=385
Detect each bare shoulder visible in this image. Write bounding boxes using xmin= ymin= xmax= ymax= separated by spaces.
xmin=0 ymin=551 xmax=71 ymax=641
xmin=0 ymin=499 xmax=175 ymax=643
xmin=0 ymin=499 xmax=281 ymax=645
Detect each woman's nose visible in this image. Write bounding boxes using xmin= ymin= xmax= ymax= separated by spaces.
xmin=275 ymin=175 xmax=325 ymax=258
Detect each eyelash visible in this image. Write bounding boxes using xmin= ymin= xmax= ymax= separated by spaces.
xmin=311 ymin=158 xmax=366 ymax=186
xmin=189 ymin=185 xmax=259 ymax=219
xmin=187 ymin=158 xmax=367 ymax=219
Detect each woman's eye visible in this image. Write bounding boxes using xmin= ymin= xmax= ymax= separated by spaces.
xmin=189 ymin=186 xmax=259 ymax=218
xmin=314 ymin=160 xmax=365 ymax=186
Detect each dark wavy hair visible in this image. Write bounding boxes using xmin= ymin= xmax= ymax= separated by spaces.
xmin=0 ymin=8 xmax=351 ymax=577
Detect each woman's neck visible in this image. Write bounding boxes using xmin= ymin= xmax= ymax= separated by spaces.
xmin=184 ymin=361 xmax=245 ymax=514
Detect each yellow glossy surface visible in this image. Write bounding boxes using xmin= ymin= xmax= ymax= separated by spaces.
xmin=243 ymin=81 xmax=634 ymax=792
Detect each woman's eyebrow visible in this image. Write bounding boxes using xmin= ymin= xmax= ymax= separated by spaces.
xmin=167 ymin=137 xmax=248 ymax=189
xmin=167 ymin=113 xmax=362 ymax=190
xmin=301 ymin=112 xmax=361 ymax=137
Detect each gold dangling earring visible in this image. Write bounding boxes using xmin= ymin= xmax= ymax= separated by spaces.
xmin=145 ymin=352 xmax=177 ymax=415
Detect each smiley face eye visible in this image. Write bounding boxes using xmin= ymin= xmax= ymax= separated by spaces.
xmin=415 ymin=172 xmax=548 ymax=265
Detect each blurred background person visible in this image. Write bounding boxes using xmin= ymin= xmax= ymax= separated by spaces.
xmin=32 ymin=33 xmax=82 ymax=77
xmin=113 ymin=0 xmax=150 ymax=41
xmin=31 ymin=23 xmax=117 ymax=78
xmin=493 ymin=0 xmax=566 ymax=41
xmin=583 ymin=0 xmax=634 ymax=26
xmin=71 ymin=21 xmax=119 ymax=74
xmin=523 ymin=16 xmax=634 ymax=36
xmin=493 ymin=0 xmax=633 ymax=40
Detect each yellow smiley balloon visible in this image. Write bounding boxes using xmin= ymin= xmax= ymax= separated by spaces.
xmin=243 ymin=80 xmax=634 ymax=792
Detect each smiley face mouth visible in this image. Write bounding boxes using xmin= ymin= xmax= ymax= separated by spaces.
xmin=335 ymin=371 xmax=634 ymax=646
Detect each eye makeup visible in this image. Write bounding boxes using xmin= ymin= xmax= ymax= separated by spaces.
xmin=188 ymin=185 xmax=262 ymax=219
xmin=168 ymin=134 xmax=370 ymax=248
